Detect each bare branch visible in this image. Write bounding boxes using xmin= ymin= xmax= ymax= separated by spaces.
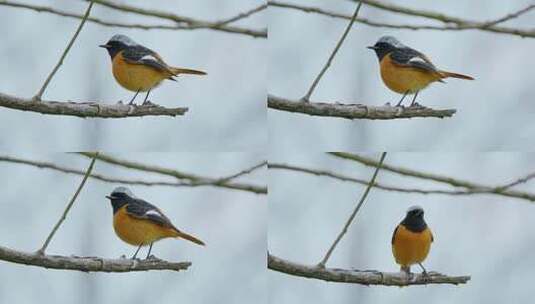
xmin=78 ymin=152 xmax=267 ymax=194
xmin=271 ymin=1 xmax=535 ymax=37
xmin=89 ymin=0 xmax=266 ymax=38
xmin=0 ymin=245 xmax=190 ymax=273
xmin=212 ymin=161 xmax=267 ymax=184
xmin=268 ymin=254 xmax=470 ymax=286
xmin=33 ymin=1 xmax=94 ymax=101
xmin=213 ymin=3 xmax=268 ymax=27
xmin=302 ymin=1 xmax=363 ymax=102
xmin=318 ymin=152 xmax=386 ymax=267
xmin=268 ymin=162 xmax=535 ymax=199
xmin=268 ymin=95 xmax=456 ymax=120
xmin=37 ymin=153 xmax=98 ymax=255
xmin=0 ymin=92 xmax=188 ymax=118
xmin=0 ymin=156 xmax=266 ymax=194
xmin=352 ymin=0 xmax=535 ymax=38
xmin=329 ymin=152 xmax=535 ymax=202
xmin=1 ymin=1 xmax=267 ymax=37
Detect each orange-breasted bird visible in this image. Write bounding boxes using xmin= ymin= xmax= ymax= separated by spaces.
xmin=391 ymin=206 xmax=433 ymax=275
xmin=100 ymin=34 xmax=206 ymax=105
xmin=368 ymin=36 xmax=474 ymax=107
xmin=106 ymin=187 xmax=205 ymax=259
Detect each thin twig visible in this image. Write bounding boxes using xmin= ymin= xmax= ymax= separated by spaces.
xmin=213 ymin=3 xmax=268 ymax=27
xmin=268 ymin=254 xmax=470 ymax=286
xmin=329 ymin=152 xmax=535 ymax=202
xmin=317 ymin=152 xmax=386 ymax=268
xmin=36 ymin=153 xmax=98 ymax=255
xmin=78 ymin=152 xmax=267 ymax=194
xmin=268 ymin=162 xmax=535 ymax=199
xmin=212 ymin=161 xmax=267 ymax=184
xmin=32 ymin=1 xmax=94 ymax=101
xmin=302 ymin=1 xmax=363 ymax=102
xmin=0 ymin=155 xmax=265 ymax=193
xmin=270 ymin=1 xmax=535 ymax=37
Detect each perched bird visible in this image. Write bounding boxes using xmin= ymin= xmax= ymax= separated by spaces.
xmin=106 ymin=187 xmax=205 ymax=259
xmin=100 ymin=34 xmax=206 ymax=105
xmin=391 ymin=206 xmax=433 ymax=275
xmin=368 ymin=36 xmax=474 ymax=107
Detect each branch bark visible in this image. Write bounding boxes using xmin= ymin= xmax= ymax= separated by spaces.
xmin=268 ymin=254 xmax=470 ymax=286
xmin=268 ymin=95 xmax=456 ymax=120
xmin=0 ymin=92 xmax=188 ymax=118
xmin=0 ymin=245 xmax=190 ymax=273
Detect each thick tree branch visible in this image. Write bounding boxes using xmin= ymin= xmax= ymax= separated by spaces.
xmin=318 ymin=152 xmax=386 ymax=267
xmin=302 ymin=1 xmax=363 ymax=101
xmin=0 ymin=92 xmax=188 ymax=118
xmin=268 ymin=95 xmax=456 ymax=120
xmin=268 ymin=162 xmax=535 ymax=199
xmin=268 ymin=254 xmax=470 ymax=286
xmin=37 ymin=153 xmax=98 ymax=255
xmin=271 ymin=1 xmax=535 ymax=38
xmin=33 ymin=0 xmax=94 ymax=101
xmin=0 ymin=245 xmax=190 ymax=273
xmin=330 ymin=152 xmax=535 ymax=202
xmin=78 ymin=152 xmax=267 ymax=194
xmin=0 ymin=156 xmax=265 ymax=193
xmin=89 ymin=0 xmax=266 ymax=38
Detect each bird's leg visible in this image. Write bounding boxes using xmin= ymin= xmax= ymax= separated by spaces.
xmin=401 ymin=265 xmax=414 ymax=282
xmin=129 ymin=89 xmax=140 ymax=105
xmin=146 ymin=242 xmax=153 ymax=259
xmin=410 ymin=91 xmax=420 ymax=107
xmin=418 ymin=263 xmax=428 ymax=276
xmin=395 ymin=91 xmax=408 ymax=107
xmin=131 ymin=245 xmax=142 ymax=259
xmin=142 ymin=89 xmax=151 ymax=105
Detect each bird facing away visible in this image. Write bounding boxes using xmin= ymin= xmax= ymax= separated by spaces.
xmin=100 ymin=34 xmax=206 ymax=105
xmin=391 ymin=205 xmax=433 ymax=275
xmin=368 ymin=36 xmax=474 ymax=107
xmin=106 ymin=187 xmax=205 ymax=259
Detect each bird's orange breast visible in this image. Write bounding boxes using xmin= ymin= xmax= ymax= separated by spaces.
xmin=380 ymin=53 xmax=441 ymax=94
xmin=113 ymin=206 xmax=178 ymax=246
xmin=111 ymin=52 xmax=168 ymax=92
xmin=392 ymin=224 xmax=433 ymax=267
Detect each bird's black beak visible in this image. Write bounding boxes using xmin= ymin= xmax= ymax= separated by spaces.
xmin=105 ymin=195 xmax=113 ymax=199
xmin=367 ymin=46 xmax=377 ymax=50
xmin=99 ymin=44 xmax=110 ymax=49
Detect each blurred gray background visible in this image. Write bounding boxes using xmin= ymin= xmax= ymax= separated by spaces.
xmin=269 ymin=153 xmax=535 ymax=303
xmin=0 ymin=153 xmax=266 ymax=304
xmin=0 ymin=0 xmax=266 ymax=151
xmin=269 ymin=0 xmax=535 ymax=150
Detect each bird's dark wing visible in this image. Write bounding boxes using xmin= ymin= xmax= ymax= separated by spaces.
xmin=390 ymin=47 xmax=437 ymax=73
xmin=126 ymin=198 xmax=174 ymax=228
xmin=391 ymin=225 xmax=399 ymax=244
xmin=121 ymin=45 xmax=171 ymax=73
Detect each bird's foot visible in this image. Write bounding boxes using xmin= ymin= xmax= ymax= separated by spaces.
xmin=142 ymin=100 xmax=154 ymax=106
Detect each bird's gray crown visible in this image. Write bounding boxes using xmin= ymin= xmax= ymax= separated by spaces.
xmin=111 ymin=186 xmax=134 ymax=197
xmin=377 ymin=36 xmax=405 ymax=48
xmin=109 ymin=34 xmax=136 ymax=46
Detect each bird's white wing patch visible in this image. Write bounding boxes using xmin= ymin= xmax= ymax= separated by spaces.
xmin=140 ymin=54 xmax=158 ymax=61
xmin=408 ymin=56 xmax=427 ymax=64
xmin=144 ymin=209 xmax=163 ymax=217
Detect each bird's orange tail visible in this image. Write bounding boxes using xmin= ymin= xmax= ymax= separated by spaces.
xmin=440 ymin=70 xmax=474 ymax=80
xmin=176 ymin=230 xmax=205 ymax=246
xmin=170 ymin=67 xmax=207 ymax=76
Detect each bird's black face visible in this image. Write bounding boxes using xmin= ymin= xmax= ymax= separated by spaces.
xmin=401 ymin=208 xmax=427 ymax=232
xmin=99 ymin=40 xmax=128 ymax=59
xmin=367 ymin=42 xmax=396 ymax=61
xmin=106 ymin=192 xmax=130 ymax=214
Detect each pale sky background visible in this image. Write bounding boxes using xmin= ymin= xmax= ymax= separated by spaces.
xmin=269 ymin=153 xmax=535 ymax=304
xmin=0 ymin=153 xmax=266 ymax=304
xmin=269 ymin=0 xmax=535 ymax=150
xmin=0 ymin=0 xmax=266 ymax=151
